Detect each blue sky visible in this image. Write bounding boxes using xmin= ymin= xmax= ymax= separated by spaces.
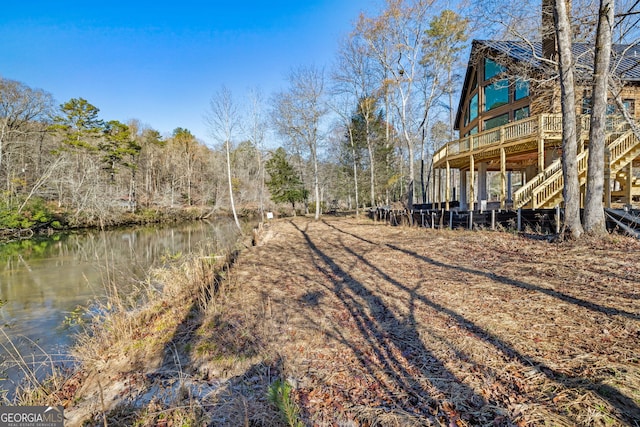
xmin=1 ymin=0 xmax=378 ymax=144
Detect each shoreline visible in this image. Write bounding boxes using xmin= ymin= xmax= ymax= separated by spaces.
xmin=6 ymin=216 xmax=640 ymax=426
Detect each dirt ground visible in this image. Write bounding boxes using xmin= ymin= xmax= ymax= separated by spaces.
xmin=195 ymin=216 xmax=640 ymax=426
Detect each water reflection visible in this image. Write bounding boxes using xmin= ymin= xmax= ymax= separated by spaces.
xmin=0 ymin=218 xmax=243 ymax=387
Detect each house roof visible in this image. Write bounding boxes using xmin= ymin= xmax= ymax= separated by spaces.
xmin=454 ymin=39 xmax=640 ymax=130
xmin=477 ymin=39 xmax=640 ymax=80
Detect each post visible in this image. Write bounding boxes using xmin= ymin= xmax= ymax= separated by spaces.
xmin=469 ymin=210 xmax=473 ymax=230
xmin=449 ymin=210 xmax=453 ymax=229
xmin=626 ymin=162 xmax=633 ymax=208
xmin=445 ymin=160 xmax=451 ymax=211
xmin=491 ymin=209 xmax=496 ymax=230
xmin=500 ymin=147 xmax=507 ymax=209
xmin=478 ymin=162 xmax=488 ymax=205
xmin=460 ymin=170 xmax=468 ymax=210
xmin=538 ymin=137 xmax=545 ymax=174
xmin=556 ymin=205 xmax=561 ymax=234
xmin=517 ymin=208 xmax=522 ymax=232
xmin=605 ymin=149 xmax=611 ymax=208
xmin=469 ymin=155 xmax=475 ymax=211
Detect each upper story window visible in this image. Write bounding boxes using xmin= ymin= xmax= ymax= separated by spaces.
xmin=515 ymin=79 xmax=530 ymax=100
xmin=485 ymin=79 xmax=509 ymax=111
xmin=465 ymin=92 xmax=479 ymax=126
xmin=484 ymin=58 xmax=504 ymax=81
xmin=469 ymin=93 xmax=478 ymax=122
xmin=484 ymin=113 xmax=509 ymax=130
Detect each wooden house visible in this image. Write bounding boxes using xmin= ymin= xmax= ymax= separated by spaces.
xmin=431 ymin=37 xmax=640 ymax=211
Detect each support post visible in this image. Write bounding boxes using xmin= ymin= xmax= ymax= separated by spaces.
xmin=626 ymin=162 xmax=633 ymax=208
xmin=469 ymin=155 xmax=475 ymax=211
xmin=445 ymin=161 xmax=451 ymax=211
xmin=491 ymin=209 xmax=496 ymax=230
xmin=517 ymin=208 xmax=522 ymax=232
xmin=538 ymin=137 xmax=545 ymax=173
xmin=460 ymin=170 xmax=468 ymax=210
xmin=605 ymin=149 xmax=612 ymax=208
xmin=500 ymin=147 xmax=507 ymax=210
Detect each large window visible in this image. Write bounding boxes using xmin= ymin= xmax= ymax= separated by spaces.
xmin=465 ymin=92 xmax=478 ymax=125
xmin=515 ymin=79 xmax=530 ymax=100
xmin=515 ymin=106 xmax=530 ymax=121
xmin=485 ymin=80 xmax=509 ymax=111
xmin=484 ymin=113 xmax=509 ymax=130
xmin=484 ymin=58 xmax=504 ymax=80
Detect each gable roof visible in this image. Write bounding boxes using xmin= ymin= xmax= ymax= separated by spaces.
xmin=454 ymin=39 xmax=640 ymax=130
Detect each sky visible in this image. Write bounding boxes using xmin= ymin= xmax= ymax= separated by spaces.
xmin=1 ymin=0 xmax=379 ymax=145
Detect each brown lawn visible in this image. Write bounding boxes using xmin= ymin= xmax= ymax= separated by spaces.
xmin=196 ymin=216 xmax=640 ymax=426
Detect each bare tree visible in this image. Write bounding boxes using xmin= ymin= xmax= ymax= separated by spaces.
xmin=584 ymin=0 xmax=615 ymax=234
xmin=205 ymin=86 xmax=242 ymax=229
xmin=333 ymin=33 xmax=382 ymax=208
xmin=355 ymin=0 xmax=438 ymax=208
xmin=272 ymin=66 xmax=327 ymax=220
xmin=247 ymin=87 xmax=268 ymax=221
xmin=0 ymin=78 xmax=55 ymax=189
xmin=554 ymin=0 xmax=584 ymax=238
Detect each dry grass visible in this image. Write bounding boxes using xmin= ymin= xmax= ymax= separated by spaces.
xmin=204 ymin=216 xmax=640 ymax=426
xmin=46 ymin=215 xmax=640 ymax=426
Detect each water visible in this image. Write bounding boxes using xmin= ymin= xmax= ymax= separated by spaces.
xmin=0 ymin=218 xmax=244 ymax=395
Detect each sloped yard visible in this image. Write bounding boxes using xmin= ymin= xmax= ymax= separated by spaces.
xmin=195 ymin=216 xmax=640 ymax=426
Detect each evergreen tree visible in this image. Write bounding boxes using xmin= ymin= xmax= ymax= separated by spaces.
xmin=265 ymin=147 xmax=308 ymax=214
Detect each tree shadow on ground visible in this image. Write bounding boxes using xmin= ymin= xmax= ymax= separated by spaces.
xmin=290 ymin=220 xmax=494 ymax=425
xmin=324 ymin=220 xmax=640 ymax=424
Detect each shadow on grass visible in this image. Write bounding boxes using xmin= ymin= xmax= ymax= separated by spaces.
xmin=290 ymin=220 xmax=491 ymax=424
xmin=325 ymin=220 xmax=640 ymax=424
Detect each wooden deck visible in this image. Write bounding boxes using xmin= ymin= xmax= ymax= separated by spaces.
xmin=432 ymin=114 xmax=640 ymax=209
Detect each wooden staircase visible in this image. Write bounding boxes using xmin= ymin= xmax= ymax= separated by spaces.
xmin=513 ymin=129 xmax=640 ymax=209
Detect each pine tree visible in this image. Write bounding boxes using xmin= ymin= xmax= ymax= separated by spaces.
xmin=265 ymin=147 xmax=308 ymax=214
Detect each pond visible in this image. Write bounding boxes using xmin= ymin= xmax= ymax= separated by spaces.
xmin=0 ymin=218 xmax=244 ymax=396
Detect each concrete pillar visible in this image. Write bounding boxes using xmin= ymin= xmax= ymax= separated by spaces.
xmin=500 ymin=148 xmax=506 ymax=209
xmin=478 ymin=162 xmax=488 ymax=205
xmin=460 ymin=170 xmax=468 ymax=210
xmin=445 ymin=161 xmax=451 ymax=211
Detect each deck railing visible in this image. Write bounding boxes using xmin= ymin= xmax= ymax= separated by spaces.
xmin=431 ymin=113 xmax=630 ymax=167
xmin=531 ymin=149 xmax=589 ymax=208
xmin=520 ymin=128 xmax=640 ymax=208
xmin=433 ymin=114 xmax=564 ymax=165
xmin=512 ymin=158 xmax=563 ymax=209
xmin=608 ymin=130 xmax=639 ymax=174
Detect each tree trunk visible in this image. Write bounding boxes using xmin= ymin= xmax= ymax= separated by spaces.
xmin=347 ymin=127 xmax=360 ymax=217
xmin=226 ymin=140 xmax=241 ymax=229
xmin=554 ymin=0 xmax=584 ymax=239
xmin=366 ymin=121 xmax=376 ymax=208
xmin=313 ymin=147 xmax=321 ymax=220
xmin=584 ymin=0 xmax=614 ymax=235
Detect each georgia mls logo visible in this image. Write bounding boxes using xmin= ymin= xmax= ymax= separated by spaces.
xmin=0 ymin=406 xmax=64 ymax=427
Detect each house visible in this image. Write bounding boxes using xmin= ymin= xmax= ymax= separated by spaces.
xmin=431 ymin=28 xmax=640 ymax=211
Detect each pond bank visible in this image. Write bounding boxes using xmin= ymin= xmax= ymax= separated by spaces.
xmin=15 ymin=216 xmax=640 ymax=426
